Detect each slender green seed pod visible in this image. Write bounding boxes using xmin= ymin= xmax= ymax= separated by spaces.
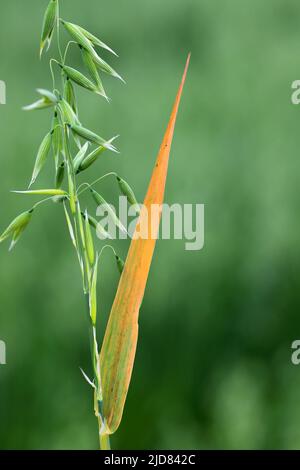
xmin=72 ymin=134 xmax=82 ymax=151
xmin=23 ymin=98 xmax=54 ymax=111
xmin=37 ymin=89 xmax=58 ymax=103
xmin=58 ymin=99 xmax=80 ymax=126
xmin=77 ymin=136 xmax=119 ymax=174
xmin=52 ymin=112 xmax=62 ymax=168
xmin=92 ymin=51 xmax=125 ymax=83
xmin=60 ymin=64 xmax=100 ymax=94
xmin=40 ymin=0 xmax=57 ymax=57
xmin=52 ymin=195 xmax=68 ymax=204
xmin=76 ymin=202 xmax=86 ymax=251
xmin=55 ymin=162 xmax=65 ymax=188
xmin=89 ymin=253 xmax=99 ymax=325
xmin=63 ymin=115 xmax=82 ymax=150
xmin=63 ymin=202 xmax=76 ymax=248
xmin=90 ymin=189 xmax=126 ymax=233
xmin=64 ymin=78 xmax=77 ymax=113
xmin=77 ymin=25 xmax=118 ymax=56
xmin=9 ymin=227 xmax=24 ymax=252
xmin=68 ymin=170 xmax=76 ymax=215
xmin=23 ymin=89 xmax=57 ymax=112
xmin=84 ymin=210 xmax=95 ymax=266
xmin=44 ymin=31 xmax=54 ymax=55
xmin=77 ymin=146 xmax=105 ymax=173
xmin=116 ymin=176 xmax=139 ymax=207
xmin=0 ymin=209 xmax=34 ymax=246
xmin=60 ymin=21 xmax=95 ymax=56
xmin=60 ymin=105 xmax=80 ymax=150
xmin=29 ymin=131 xmax=52 ymax=187
xmin=73 ymin=142 xmax=89 ymax=173
xmin=77 ymin=204 xmax=90 ymax=286
xmin=80 ymin=47 xmax=107 ymax=100
xmin=12 ymin=189 xmax=67 ymax=196
xmin=70 ymin=124 xmax=105 ymax=146
xmin=81 ymin=212 xmax=111 ymax=240
xmin=90 ymin=189 xmax=108 ymax=208
xmin=81 ymin=211 xmax=97 ymax=229
xmin=115 ymin=255 xmax=125 ymax=275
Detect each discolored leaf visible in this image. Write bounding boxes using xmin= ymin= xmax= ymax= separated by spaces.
xmin=100 ymin=55 xmax=190 ymax=434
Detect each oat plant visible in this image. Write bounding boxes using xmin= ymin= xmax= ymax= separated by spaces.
xmin=0 ymin=0 xmax=189 ymax=450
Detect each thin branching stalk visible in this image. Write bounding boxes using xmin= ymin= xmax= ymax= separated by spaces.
xmin=1 ymin=0 xmax=129 ymax=449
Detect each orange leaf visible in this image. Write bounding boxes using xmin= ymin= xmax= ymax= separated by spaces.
xmin=100 ymin=54 xmax=191 ymax=434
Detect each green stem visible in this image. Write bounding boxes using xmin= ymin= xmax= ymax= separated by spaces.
xmin=49 ymin=58 xmax=56 ymax=91
xmin=56 ymin=1 xmax=63 ymax=63
xmin=100 ymin=432 xmax=111 ymax=451
xmin=84 ymin=295 xmax=111 ymax=451
xmin=63 ymin=41 xmax=77 ymax=64
xmin=77 ymin=172 xmax=117 ymax=196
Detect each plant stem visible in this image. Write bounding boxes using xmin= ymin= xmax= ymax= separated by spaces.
xmin=56 ymin=1 xmax=63 ymax=63
xmin=55 ymin=0 xmax=112 ymax=449
xmin=100 ymin=432 xmax=111 ymax=450
xmin=72 ymin=171 xmax=108 ymax=449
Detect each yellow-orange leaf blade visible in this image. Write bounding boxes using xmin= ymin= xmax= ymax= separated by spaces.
xmin=100 ymin=54 xmax=190 ymax=434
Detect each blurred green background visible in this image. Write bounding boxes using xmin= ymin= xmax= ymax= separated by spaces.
xmin=1 ymin=0 xmax=300 ymax=450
